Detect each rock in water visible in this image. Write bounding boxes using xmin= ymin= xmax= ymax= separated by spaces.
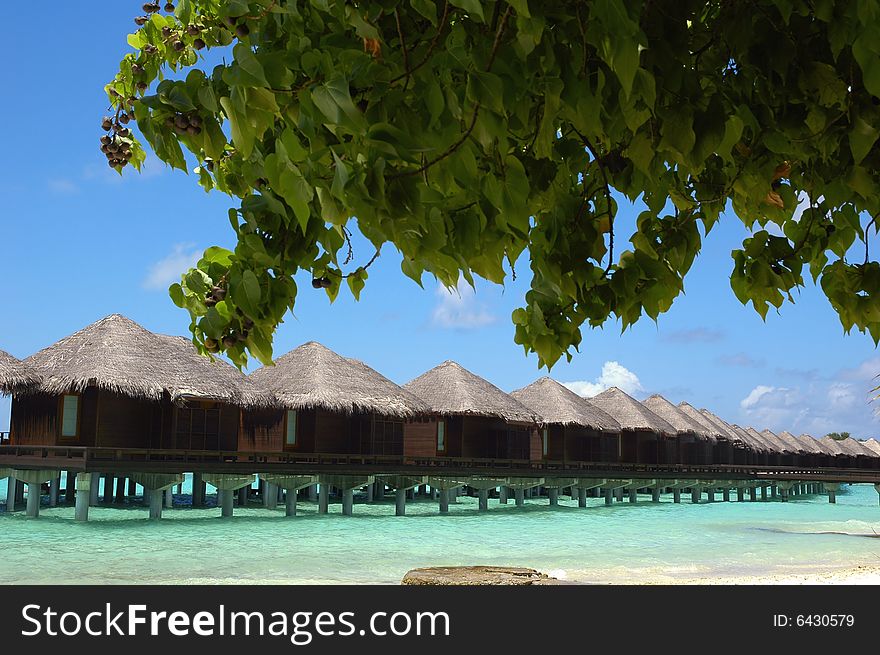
xmin=402 ymin=566 xmax=557 ymax=585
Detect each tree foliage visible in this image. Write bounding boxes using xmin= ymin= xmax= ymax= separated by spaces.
xmin=104 ymin=0 xmax=880 ymax=368
xmin=825 ymin=431 xmax=852 ymax=440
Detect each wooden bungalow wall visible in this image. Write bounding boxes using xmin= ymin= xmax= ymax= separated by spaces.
xmin=11 ymin=388 xmax=240 ymax=450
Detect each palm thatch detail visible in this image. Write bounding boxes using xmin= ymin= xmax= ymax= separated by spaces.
xmin=0 ymin=349 xmax=40 ymax=396
xmin=250 ymin=341 xmax=428 ymax=418
xmin=588 ymin=387 xmax=676 ymax=435
xmin=404 ymin=361 xmax=538 ymax=423
xmin=510 ymin=377 xmax=620 ymax=430
xmin=20 ymin=314 xmax=273 ymax=409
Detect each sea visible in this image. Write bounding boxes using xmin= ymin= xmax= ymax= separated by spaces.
xmin=0 ymin=476 xmax=878 ymax=584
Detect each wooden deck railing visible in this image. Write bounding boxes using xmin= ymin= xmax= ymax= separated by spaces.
xmin=0 ymin=444 xmax=878 ymax=483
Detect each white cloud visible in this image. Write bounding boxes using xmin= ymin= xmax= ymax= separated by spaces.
xmin=740 ymin=384 xmax=777 ymax=409
xmin=143 ymin=243 xmax=201 ymax=291
xmin=48 ymin=178 xmax=79 ymax=194
xmin=738 ymin=372 xmax=879 ymax=438
xmin=563 ymin=361 xmax=644 ymax=398
xmin=431 ymin=279 xmax=495 ymax=329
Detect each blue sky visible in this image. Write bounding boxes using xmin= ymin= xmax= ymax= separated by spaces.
xmin=0 ymin=4 xmax=877 ymax=438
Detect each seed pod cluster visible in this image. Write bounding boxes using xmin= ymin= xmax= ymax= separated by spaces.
xmin=311 ymin=277 xmax=332 ymax=289
xmin=164 ymin=111 xmax=203 ymax=136
xmin=100 ymin=113 xmax=135 ymax=169
xmin=224 ymin=15 xmax=250 ymax=39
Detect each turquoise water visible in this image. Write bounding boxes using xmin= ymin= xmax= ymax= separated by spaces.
xmin=1 ymin=480 xmax=879 ymax=584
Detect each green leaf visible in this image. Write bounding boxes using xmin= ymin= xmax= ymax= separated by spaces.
xmin=466 ymin=71 xmax=504 ymax=113
xmin=235 ymin=270 xmax=262 ymax=317
xmin=850 ymin=116 xmax=879 ymax=165
xmin=449 ymin=0 xmax=485 ymax=22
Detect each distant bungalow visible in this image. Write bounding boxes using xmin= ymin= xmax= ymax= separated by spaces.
xmin=510 ymin=377 xmax=620 ymax=463
xmin=641 ymin=394 xmax=714 ymax=464
xmin=403 ymin=361 xmax=539 ymax=461
xmin=246 ymin=341 xmax=428 ymax=457
xmin=587 ymin=387 xmax=676 ymax=464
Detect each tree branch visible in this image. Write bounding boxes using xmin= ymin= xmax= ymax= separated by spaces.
xmin=389 ymin=6 xmax=512 ymax=180
xmin=394 ymin=9 xmax=412 ymax=91
xmin=389 ymin=0 xmax=450 ymax=84
xmin=572 ymin=127 xmax=615 ymax=274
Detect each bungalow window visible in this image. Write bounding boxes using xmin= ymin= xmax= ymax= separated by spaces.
xmin=437 ymin=420 xmax=446 ymax=452
xmin=542 ymin=428 xmax=549 ymax=457
xmin=372 ymin=419 xmax=404 ymax=456
xmin=60 ymin=394 xmax=79 ymax=438
xmin=285 ymin=410 xmax=298 ymax=446
xmin=176 ymin=406 xmax=220 ymax=450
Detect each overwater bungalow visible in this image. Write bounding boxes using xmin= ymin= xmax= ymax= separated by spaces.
xmin=834 ymin=437 xmax=879 ymax=469
xmin=510 ymin=377 xmax=621 ymax=464
xmin=864 ymin=438 xmax=880 ymax=457
xmin=718 ymin=420 xmax=775 ymax=464
xmin=0 ymin=350 xmax=39 ymax=396
xmin=797 ymin=433 xmax=838 ymax=466
xmin=403 ymin=361 xmax=539 ymax=461
xmin=640 ymin=395 xmax=714 ymax=464
xmin=246 ymin=342 xmax=428 ymax=457
xmin=764 ymin=429 xmax=808 ymax=467
xmin=588 ymin=387 xmax=677 ymax=464
xmin=700 ymin=409 xmax=758 ymax=464
xmin=675 ymin=403 xmax=737 ymax=464
xmin=7 ymin=314 xmax=272 ymax=450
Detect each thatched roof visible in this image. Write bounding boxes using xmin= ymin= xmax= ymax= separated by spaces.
xmin=699 ymin=409 xmax=748 ymax=446
xmin=724 ymin=422 xmax=773 ymax=452
xmin=641 ymin=395 xmax=714 ymax=440
xmin=760 ymin=428 xmax=806 ymax=454
xmin=21 ymin=314 xmax=273 ymax=409
xmin=864 ymin=438 xmax=880 ymax=456
xmin=404 ymin=361 xmax=538 ymax=423
xmin=819 ymin=436 xmax=849 ymax=456
xmin=510 ymin=377 xmax=620 ymax=431
xmin=745 ymin=427 xmax=787 ymax=454
xmin=0 ymin=349 xmax=40 ymax=395
xmin=774 ymin=430 xmax=809 ymax=455
xmin=837 ymin=437 xmax=879 ymax=458
xmin=793 ymin=433 xmax=834 ymax=455
xmin=588 ymin=387 xmax=676 ymax=435
xmin=676 ymin=403 xmax=727 ymax=442
xmin=250 ymin=341 xmax=428 ymax=418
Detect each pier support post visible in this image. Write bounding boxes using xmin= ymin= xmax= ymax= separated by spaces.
xmin=824 ymin=482 xmax=840 ymax=504
xmin=49 ymin=475 xmax=59 ymax=507
xmin=75 ymin=473 xmax=91 ymax=522
xmin=578 ymin=488 xmax=587 ymax=507
xmin=628 ymin=489 xmax=637 ymax=503
xmin=439 ymin=489 xmax=450 ymax=513
xmin=874 ymin=484 xmax=880 ymax=505
xmin=366 ymin=484 xmax=374 ymax=503
xmin=318 ymin=485 xmax=329 ymax=514
xmin=760 ymin=485 xmax=767 ymax=500
xmin=115 ymin=476 xmax=126 ymax=504
xmin=285 ymin=490 xmax=297 ymax=517
xmin=342 ymin=489 xmax=354 ymax=516
xmin=103 ymin=474 xmax=114 ymax=504
xmin=736 ymin=488 xmax=745 ymax=502
xmin=771 ymin=485 xmax=778 ymax=498
xmin=605 ymin=489 xmax=613 ymax=505
xmin=706 ymin=488 xmax=715 ymax=502
xmin=192 ymin=473 xmax=204 ymax=507
xmin=652 ymin=487 xmax=661 ymax=503
xmin=220 ymin=489 xmax=234 ymax=517
xmin=26 ymin=484 xmax=40 ymax=518
xmin=515 ymin=488 xmax=525 ymax=507
xmin=66 ymin=471 xmax=76 ymax=505
xmin=722 ymin=488 xmax=731 ymax=502
xmin=479 ymin=489 xmax=489 ymax=511
xmin=309 ymin=485 xmax=318 ymax=502
xmin=149 ymin=490 xmax=163 ymax=520
xmin=395 ymin=488 xmax=406 ymax=516
xmin=238 ymin=486 xmax=248 ymax=506
xmin=5 ymin=477 xmax=16 ymax=511
xmin=164 ymin=487 xmax=173 ymax=509
xmin=673 ymin=488 xmax=681 ymax=503
xmin=89 ymin=472 xmax=100 ymax=506
xmin=548 ymin=488 xmax=558 ymax=507
xmin=263 ymin=481 xmax=278 ymax=510
xmin=499 ymin=487 xmax=508 ymax=504
xmin=749 ymin=487 xmax=757 ymax=501
xmin=691 ymin=488 xmax=700 ymax=504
